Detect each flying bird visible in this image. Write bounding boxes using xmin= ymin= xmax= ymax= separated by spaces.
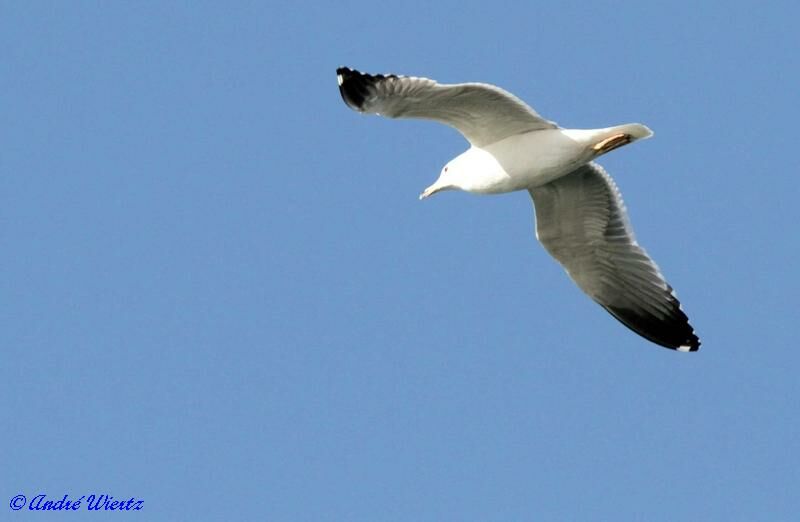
xmin=336 ymin=66 xmax=700 ymax=352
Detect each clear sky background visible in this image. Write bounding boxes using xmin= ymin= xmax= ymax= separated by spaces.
xmin=3 ymin=1 xmax=799 ymax=520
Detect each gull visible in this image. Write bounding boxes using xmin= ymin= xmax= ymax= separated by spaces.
xmin=336 ymin=66 xmax=700 ymax=352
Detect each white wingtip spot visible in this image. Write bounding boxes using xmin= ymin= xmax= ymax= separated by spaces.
xmin=677 ymin=345 xmax=691 ymax=352
xmin=337 ymin=74 xmax=344 ymax=86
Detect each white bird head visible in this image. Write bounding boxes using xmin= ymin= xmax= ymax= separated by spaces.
xmin=420 ymin=148 xmax=510 ymax=200
xmin=419 ymin=162 xmax=457 ymax=200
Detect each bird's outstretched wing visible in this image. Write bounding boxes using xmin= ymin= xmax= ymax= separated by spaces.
xmin=336 ymin=67 xmax=557 ymax=147
xmin=529 ymin=163 xmax=700 ymax=351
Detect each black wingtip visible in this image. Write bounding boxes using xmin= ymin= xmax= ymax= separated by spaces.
xmin=335 ymin=66 xmax=354 ymax=82
xmin=335 ymin=66 xmax=397 ymax=111
xmin=336 ymin=66 xmax=369 ymax=110
xmin=603 ymin=304 xmax=701 ymax=352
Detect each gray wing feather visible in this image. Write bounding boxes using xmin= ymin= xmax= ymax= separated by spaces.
xmin=529 ymin=163 xmax=700 ymax=351
xmin=337 ymin=67 xmax=557 ymax=147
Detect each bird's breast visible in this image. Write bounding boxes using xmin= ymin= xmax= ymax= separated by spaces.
xmin=481 ymin=130 xmax=591 ymax=191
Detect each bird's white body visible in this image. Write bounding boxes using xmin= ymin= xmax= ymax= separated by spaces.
xmin=436 ymin=124 xmax=653 ymax=195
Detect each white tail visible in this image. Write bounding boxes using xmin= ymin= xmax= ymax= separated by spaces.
xmin=611 ymin=123 xmax=653 ymax=140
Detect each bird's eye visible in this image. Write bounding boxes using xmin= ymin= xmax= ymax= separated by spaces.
xmin=444 ymin=166 xmax=449 ymax=172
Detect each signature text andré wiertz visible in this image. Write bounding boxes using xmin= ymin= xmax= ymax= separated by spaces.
xmin=10 ymin=493 xmax=144 ymax=512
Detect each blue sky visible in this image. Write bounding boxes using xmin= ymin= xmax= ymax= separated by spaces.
xmin=2 ymin=1 xmax=798 ymax=520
